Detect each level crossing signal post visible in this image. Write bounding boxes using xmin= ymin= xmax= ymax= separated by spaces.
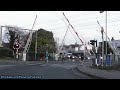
xmin=90 ymin=40 xmax=98 ymax=66
xmin=13 ymin=40 xmax=20 ymax=60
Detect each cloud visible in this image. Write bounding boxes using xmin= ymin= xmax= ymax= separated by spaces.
xmin=1 ymin=11 xmax=120 ymax=45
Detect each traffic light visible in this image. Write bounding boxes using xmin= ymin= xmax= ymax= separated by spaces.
xmin=90 ymin=40 xmax=95 ymax=45
xmin=90 ymin=40 xmax=97 ymax=47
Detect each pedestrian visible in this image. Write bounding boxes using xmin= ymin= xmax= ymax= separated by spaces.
xmin=45 ymin=51 xmax=49 ymax=63
xmin=61 ymin=53 xmax=65 ymax=62
xmin=80 ymin=53 xmax=84 ymax=65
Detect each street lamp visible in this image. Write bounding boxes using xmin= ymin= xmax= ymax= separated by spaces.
xmin=100 ymin=11 xmax=108 ymax=61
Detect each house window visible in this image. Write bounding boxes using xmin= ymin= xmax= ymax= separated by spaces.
xmin=75 ymin=47 xmax=78 ymax=51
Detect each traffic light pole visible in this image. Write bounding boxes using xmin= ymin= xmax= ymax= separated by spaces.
xmin=16 ymin=49 xmax=19 ymax=59
xmin=0 ymin=26 xmax=2 ymax=47
xmin=94 ymin=40 xmax=98 ymax=66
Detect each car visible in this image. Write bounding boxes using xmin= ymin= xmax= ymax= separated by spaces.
xmin=71 ymin=55 xmax=77 ymax=59
xmin=67 ymin=55 xmax=71 ymax=58
xmin=67 ymin=53 xmax=72 ymax=59
xmin=88 ymin=57 xmax=90 ymax=60
xmin=78 ymin=56 xmax=81 ymax=59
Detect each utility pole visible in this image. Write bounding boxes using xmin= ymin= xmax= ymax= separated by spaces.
xmin=35 ymin=30 xmax=37 ymax=60
xmin=106 ymin=11 xmax=107 ymax=57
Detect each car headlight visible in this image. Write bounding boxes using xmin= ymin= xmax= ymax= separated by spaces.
xmin=88 ymin=57 xmax=90 ymax=59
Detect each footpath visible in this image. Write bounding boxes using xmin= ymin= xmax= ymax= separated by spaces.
xmin=76 ymin=60 xmax=120 ymax=79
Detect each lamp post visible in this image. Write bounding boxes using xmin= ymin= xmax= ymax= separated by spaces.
xmin=100 ymin=11 xmax=107 ymax=60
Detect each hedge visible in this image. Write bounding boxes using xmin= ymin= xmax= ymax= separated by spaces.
xmin=0 ymin=47 xmax=14 ymax=57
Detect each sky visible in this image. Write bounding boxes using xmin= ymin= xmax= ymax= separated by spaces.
xmin=1 ymin=11 xmax=120 ymax=45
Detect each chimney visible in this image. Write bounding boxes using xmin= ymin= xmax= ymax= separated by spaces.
xmin=111 ymin=37 xmax=114 ymax=41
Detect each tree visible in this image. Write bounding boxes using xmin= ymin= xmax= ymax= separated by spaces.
xmin=8 ymin=30 xmax=16 ymax=50
xmin=29 ymin=28 xmax=56 ymax=54
xmin=4 ymin=25 xmax=29 ymax=51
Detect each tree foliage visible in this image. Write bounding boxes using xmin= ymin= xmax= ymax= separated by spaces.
xmin=29 ymin=28 xmax=56 ymax=54
xmin=4 ymin=26 xmax=29 ymax=51
xmin=0 ymin=47 xmax=13 ymax=57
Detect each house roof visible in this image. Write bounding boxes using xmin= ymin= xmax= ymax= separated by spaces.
xmin=69 ymin=44 xmax=80 ymax=48
xmin=63 ymin=45 xmax=69 ymax=48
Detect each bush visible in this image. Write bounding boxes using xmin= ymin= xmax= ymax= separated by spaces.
xmin=0 ymin=47 xmax=13 ymax=57
xmin=27 ymin=51 xmax=48 ymax=61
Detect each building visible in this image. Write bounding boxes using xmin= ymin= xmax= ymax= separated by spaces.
xmin=68 ymin=43 xmax=81 ymax=53
xmin=98 ymin=39 xmax=120 ymax=55
xmin=110 ymin=40 xmax=120 ymax=54
xmin=61 ymin=43 xmax=92 ymax=55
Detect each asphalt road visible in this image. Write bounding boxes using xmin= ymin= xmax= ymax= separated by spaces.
xmin=0 ymin=59 xmax=94 ymax=79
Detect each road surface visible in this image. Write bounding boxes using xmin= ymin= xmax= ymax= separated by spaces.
xmin=0 ymin=60 xmax=94 ymax=79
